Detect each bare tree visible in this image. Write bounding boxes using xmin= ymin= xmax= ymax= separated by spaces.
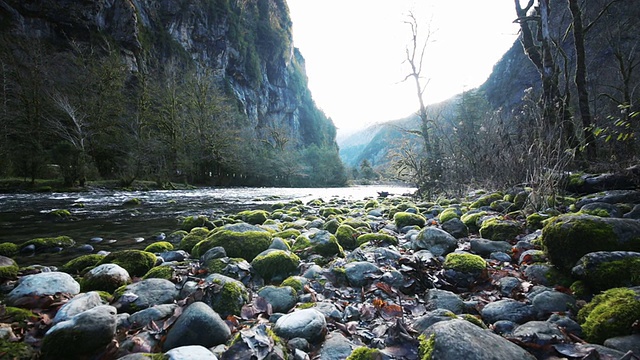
xmin=49 ymin=93 xmax=89 ymax=186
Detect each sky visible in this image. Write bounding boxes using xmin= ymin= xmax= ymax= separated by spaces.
xmin=286 ymin=0 xmax=521 ymax=136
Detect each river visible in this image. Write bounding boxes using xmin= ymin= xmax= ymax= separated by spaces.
xmin=0 ymin=185 xmax=415 ymax=267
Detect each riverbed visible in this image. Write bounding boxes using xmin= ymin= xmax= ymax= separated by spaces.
xmin=0 ymin=185 xmax=415 ymax=266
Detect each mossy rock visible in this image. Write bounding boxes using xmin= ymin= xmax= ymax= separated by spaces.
xmin=443 ymin=253 xmax=486 ymax=273
xmin=81 ymin=264 xmax=132 ymax=293
xmin=341 ymin=219 xmax=371 ymax=231
xmin=573 ymin=252 xmax=640 ymax=292
xmin=418 ymin=333 xmax=436 ymax=360
xmin=203 ymin=274 xmax=250 ymax=317
xmin=0 ymin=338 xmax=34 ymax=359
xmin=98 ymin=250 xmax=157 ymax=277
xmin=178 ymin=229 xmax=210 ymax=253
xmin=323 ymin=219 xmax=341 ymax=234
xmin=356 ymin=233 xmax=398 ymax=247
xmin=48 ymin=209 xmax=72 ymax=218
xmin=364 ymin=199 xmax=379 ymax=210
xmin=541 ymin=214 xmax=640 ymax=271
xmin=273 ymin=229 xmax=301 ymax=240
xmin=346 ymin=346 xmax=382 ymax=360
xmin=60 ymin=254 xmax=105 ymax=275
xmin=142 ymin=265 xmax=174 ymax=280
xmin=479 ymin=218 xmax=522 ymax=241
xmin=238 ymin=210 xmax=270 ymax=225
xmin=144 ymin=241 xmax=174 ymax=253
xmin=251 ymin=249 xmax=300 ymax=283
xmin=122 ymin=198 xmax=142 ymax=206
xmin=292 ymin=230 xmax=344 ymax=258
xmin=4 ymin=306 xmax=38 ymax=322
xmin=470 ymin=192 xmax=504 ymax=209
xmin=577 ymin=287 xmax=640 ymax=344
xmin=460 ymin=211 xmax=487 ymax=233
xmin=335 ymin=224 xmax=359 ymax=250
xmin=180 ymin=215 xmax=212 ymax=231
xmin=193 ymin=229 xmax=272 ymax=261
xmin=21 ymin=235 xmax=75 ymax=252
xmin=394 ymin=211 xmax=426 ymax=229
xmin=166 ymin=230 xmax=188 ymax=244
xmin=439 ymin=208 xmax=461 ymax=224
xmin=0 ymin=256 xmax=19 ymax=279
xmin=319 ymin=207 xmax=344 ymax=218
xmin=526 ymin=212 xmax=551 ymax=230
xmin=281 ymin=276 xmax=306 ymax=293
xmin=204 ymin=257 xmax=251 ymax=279
xmin=0 ymin=242 xmax=18 ymax=257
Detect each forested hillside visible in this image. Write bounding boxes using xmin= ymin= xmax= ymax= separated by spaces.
xmin=342 ymin=0 xmax=639 ymax=195
xmin=0 ymin=0 xmax=346 ymax=188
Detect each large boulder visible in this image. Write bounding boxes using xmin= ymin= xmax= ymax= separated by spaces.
xmin=411 ymin=227 xmax=458 ymax=256
xmin=52 ymin=291 xmax=104 ymax=325
xmin=202 ymin=274 xmax=250 ymax=318
xmin=81 ymin=263 xmax=131 ymax=293
xmin=394 ymin=211 xmax=426 ymax=229
xmin=572 ymin=251 xmax=640 ymax=291
xmin=251 ymin=249 xmax=300 ymax=283
xmin=420 ymin=319 xmax=536 ymax=360
xmin=273 ymin=308 xmax=327 ymax=343
xmin=192 ymin=225 xmax=272 ymax=261
xmin=97 ymin=250 xmax=157 ymax=277
xmin=0 ymin=255 xmax=18 ymax=280
xmin=41 ymin=305 xmax=117 ymax=359
xmin=162 ymin=301 xmax=231 ymax=351
xmin=577 ymin=287 xmax=640 ymax=344
xmin=292 ymin=230 xmax=344 ymax=258
xmin=6 ymin=272 xmax=80 ymax=306
xmin=113 ymin=278 xmax=179 ymax=313
xmin=541 ymin=214 xmax=640 ymax=270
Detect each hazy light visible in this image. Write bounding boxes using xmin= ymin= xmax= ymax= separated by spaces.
xmin=287 ymin=0 xmax=520 ymax=134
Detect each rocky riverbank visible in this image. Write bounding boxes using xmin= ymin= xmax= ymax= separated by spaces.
xmin=1 ymin=186 xmax=640 ymax=359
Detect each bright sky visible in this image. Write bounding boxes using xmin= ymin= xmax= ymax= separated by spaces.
xmin=287 ymin=0 xmax=521 ymax=135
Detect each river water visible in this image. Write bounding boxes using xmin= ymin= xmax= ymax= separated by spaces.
xmin=0 ymin=185 xmax=415 ymax=267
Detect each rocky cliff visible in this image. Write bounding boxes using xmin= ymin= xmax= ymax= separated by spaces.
xmin=0 ymin=0 xmax=343 ymax=186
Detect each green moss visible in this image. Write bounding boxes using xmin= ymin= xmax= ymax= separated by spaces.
xmin=281 ymin=276 xmax=304 ymax=292
xmin=479 ymin=217 xmax=522 ymax=241
xmin=578 ymin=288 xmax=640 ymax=344
xmin=142 ymin=265 xmax=174 ymax=280
xmin=0 ymin=243 xmax=18 ymax=257
xmin=22 ymin=235 xmax=75 ymax=251
xmin=526 ymin=213 xmax=550 ymax=230
xmin=418 ymin=333 xmax=435 ymax=360
xmin=346 ymin=346 xmax=382 ymax=360
xmin=251 ymin=250 xmax=300 ymax=283
xmin=320 ymin=207 xmax=344 ymax=217
xmin=462 ymin=314 xmax=487 ymax=329
xmin=60 ymin=254 xmax=105 ymax=274
xmin=271 ymin=203 xmax=286 ymax=210
xmin=210 ymin=279 xmax=249 ymax=317
xmin=335 ymin=224 xmax=359 ymax=250
xmin=98 ymin=250 xmax=157 ymax=277
xmin=342 ymin=219 xmax=371 ymax=231
xmin=122 ymin=198 xmax=142 ymax=206
xmin=96 ymin=291 xmax=114 ymax=303
xmin=356 ymin=233 xmax=398 ymax=247
xmin=568 ymin=173 xmax=586 ymax=187
xmin=364 ymin=199 xmax=379 ymax=210
xmin=194 ymin=230 xmax=272 ymax=261
xmin=144 ymin=241 xmax=174 ymax=253
xmin=470 ymin=192 xmax=503 ymax=209
xmin=541 ymin=215 xmax=620 ymax=271
xmin=443 ymin=253 xmax=486 ymax=273
xmin=579 ymin=208 xmax=611 ymax=218
xmin=570 ymin=280 xmax=590 ymax=299
xmin=49 ymin=209 xmax=71 ymax=218
xmin=439 ymin=208 xmax=461 ymax=223
xmin=274 ymin=229 xmax=301 ymax=240
xmin=323 ymin=219 xmax=340 ymax=234
xmin=4 ymin=306 xmax=37 ymax=322
xmin=394 ymin=212 xmax=426 ymax=229
xmin=460 ymin=211 xmax=487 ymax=233
xmin=298 ymin=302 xmax=316 ymax=310
xmin=178 ymin=230 xmax=210 ymax=253
xmin=237 ymin=210 xmax=269 ymax=225
xmin=580 ymin=257 xmax=640 ymax=291
xmin=181 ymin=215 xmax=211 ymax=231
xmin=0 ymin=338 xmax=33 ymax=359
xmin=0 ymin=258 xmax=18 ymax=279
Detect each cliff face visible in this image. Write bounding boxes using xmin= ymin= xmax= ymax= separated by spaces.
xmin=1 ymin=0 xmax=332 ymax=147
xmin=0 ymin=0 xmax=343 ymax=185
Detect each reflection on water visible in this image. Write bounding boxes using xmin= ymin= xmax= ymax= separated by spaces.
xmin=0 ymin=185 xmax=415 ymax=266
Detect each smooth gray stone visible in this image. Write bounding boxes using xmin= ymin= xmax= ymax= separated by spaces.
xmin=163 ymin=302 xmax=231 ymax=351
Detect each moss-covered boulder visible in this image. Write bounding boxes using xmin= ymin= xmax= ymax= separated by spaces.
xmin=335 ymin=224 xmax=359 ymax=250
xmin=203 ymin=273 xmax=250 ymax=318
xmin=439 ymin=208 xmax=461 ymax=224
xmin=98 ymin=250 xmax=157 ymax=277
xmin=60 ymin=254 xmax=105 ymax=275
xmin=180 ymin=215 xmax=213 ymax=231
xmin=470 ymin=192 xmax=504 ymax=209
xmin=237 ymin=210 xmax=270 ymax=225
xmin=0 ymin=338 xmax=35 ymax=359
xmin=444 ymin=253 xmax=486 ymax=274
xmin=526 ymin=212 xmax=551 ymax=230
xmin=281 ymin=276 xmax=307 ymax=293
xmin=572 ymin=251 xmax=640 ymax=292
xmin=274 ymin=228 xmax=301 ymax=240
xmin=193 ymin=226 xmax=272 ymax=261
xmin=319 ymin=207 xmax=344 ymax=218
xmin=356 ymin=233 xmax=398 ymax=247
xmin=460 ymin=210 xmax=487 ymax=233
xmin=21 ymin=235 xmax=75 ymax=252
xmin=144 ymin=241 xmax=174 ymax=253
xmin=479 ymin=218 xmax=522 ymax=241
xmin=323 ymin=219 xmax=340 ymax=234
xmin=0 ymin=255 xmax=19 ymax=279
xmin=292 ymin=230 xmax=344 ymax=258
xmin=394 ymin=211 xmax=426 ymax=229
xmin=541 ymin=214 xmax=640 ymax=271
xmin=251 ymin=249 xmax=300 ymax=283
xmin=0 ymin=242 xmax=18 ymax=257
xmin=142 ymin=265 xmax=174 ymax=280
xmin=578 ymin=287 xmax=640 ymax=344
xmin=341 ymin=219 xmax=371 ymax=231
xmin=178 ymin=227 xmax=210 ymax=253
xmin=346 ymin=346 xmax=382 ymax=360
xmin=81 ymin=263 xmax=131 ymax=293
